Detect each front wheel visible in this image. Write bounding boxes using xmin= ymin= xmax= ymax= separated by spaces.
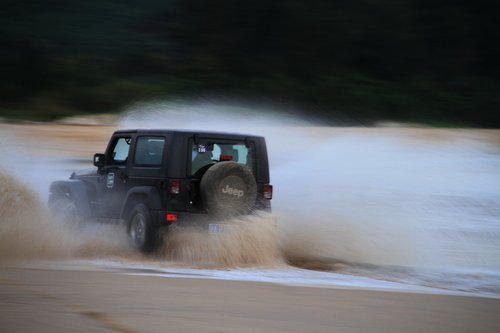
xmin=49 ymin=195 xmax=83 ymax=226
xmin=128 ymin=203 xmax=157 ymax=253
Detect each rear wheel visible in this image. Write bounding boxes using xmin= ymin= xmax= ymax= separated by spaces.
xmin=128 ymin=203 xmax=157 ymax=253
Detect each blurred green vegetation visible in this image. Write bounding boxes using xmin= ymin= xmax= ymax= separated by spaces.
xmin=1 ymin=0 xmax=499 ymax=126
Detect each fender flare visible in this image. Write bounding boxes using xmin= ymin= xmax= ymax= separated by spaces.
xmin=121 ymin=186 xmax=162 ymax=222
xmin=49 ymin=180 xmax=91 ymax=219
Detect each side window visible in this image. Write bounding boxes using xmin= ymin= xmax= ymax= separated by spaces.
xmin=134 ymin=137 xmax=165 ymax=166
xmin=111 ymin=137 xmax=131 ymax=165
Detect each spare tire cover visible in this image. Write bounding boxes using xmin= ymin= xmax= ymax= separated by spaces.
xmin=200 ymin=161 xmax=257 ymax=218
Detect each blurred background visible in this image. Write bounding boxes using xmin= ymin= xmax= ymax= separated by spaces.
xmin=1 ymin=0 xmax=499 ymax=127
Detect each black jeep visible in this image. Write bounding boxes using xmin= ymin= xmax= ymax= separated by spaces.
xmin=49 ymin=129 xmax=273 ymax=252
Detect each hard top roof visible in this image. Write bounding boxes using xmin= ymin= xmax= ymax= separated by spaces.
xmin=113 ymin=129 xmax=263 ymax=140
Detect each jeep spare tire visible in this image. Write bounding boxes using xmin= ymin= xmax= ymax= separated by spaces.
xmin=200 ymin=161 xmax=257 ymax=218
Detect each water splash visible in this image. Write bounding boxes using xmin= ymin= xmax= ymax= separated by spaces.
xmin=1 ymin=101 xmax=500 ymax=279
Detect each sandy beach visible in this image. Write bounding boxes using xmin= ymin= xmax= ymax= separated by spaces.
xmin=1 ymin=118 xmax=500 ymax=332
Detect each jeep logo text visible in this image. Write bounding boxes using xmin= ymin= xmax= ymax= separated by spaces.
xmin=222 ymin=184 xmax=244 ymax=198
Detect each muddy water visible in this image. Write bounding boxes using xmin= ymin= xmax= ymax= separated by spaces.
xmin=273 ymin=130 xmax=500 ymax=269
xmin=1 ymin=104 xmax=500 ymax=295
xmin=0 ymin=172 xmax=73 ymax=260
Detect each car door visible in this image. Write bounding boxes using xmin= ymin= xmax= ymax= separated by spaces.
xmin=97 ymin=135 xmax=132 ymax=218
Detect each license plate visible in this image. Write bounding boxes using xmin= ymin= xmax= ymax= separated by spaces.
xmin=209 ymin=223 xmax=225 ymax=234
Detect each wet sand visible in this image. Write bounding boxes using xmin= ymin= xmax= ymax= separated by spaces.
xmin=1 ymin=266 xmax=499 ymax=333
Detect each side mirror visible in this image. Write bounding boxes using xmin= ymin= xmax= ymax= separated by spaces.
xmin=93 ymin=153 xmax=105 ymax=169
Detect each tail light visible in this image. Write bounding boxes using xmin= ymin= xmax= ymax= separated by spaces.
xmin=263 ymin=184 xmax=273 ymax=200
xmin=169 ymin=180 xmax=181 ymax=195
xmin=166 ymin=213 xmax=178 ymax=222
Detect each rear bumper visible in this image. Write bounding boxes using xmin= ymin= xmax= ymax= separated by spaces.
xmin=154 ymin=210 xmax=212 ymax=228
xmin=154 ymin=207 xmax=271 ymax=228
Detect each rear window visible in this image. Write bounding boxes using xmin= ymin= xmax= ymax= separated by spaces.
xmin=191 ymin=141 xmax=253 ymax=176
